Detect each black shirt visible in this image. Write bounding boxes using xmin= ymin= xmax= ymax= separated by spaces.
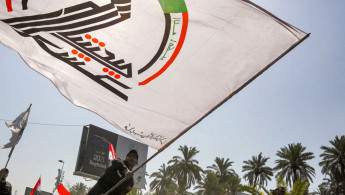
xmin=88 ymin=159 xmax=134 ymax=195
xmin=0 ymin=179 xmax=11 ymax=195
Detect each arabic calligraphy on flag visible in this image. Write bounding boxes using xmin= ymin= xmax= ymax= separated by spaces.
xmin=0 ymin=0 xmax=308 ymax=149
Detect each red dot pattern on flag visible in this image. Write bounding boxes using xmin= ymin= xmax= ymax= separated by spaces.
xmin=92 ymin=38 xmax=99 ymax=43
xmin=85 ymin=34 xmax=91 ymax=39
xmin=101 ymin=68 xmax=120 ymax=79
xmin=71 ymin=50 xmax=91 ymax=62
xmin=71 ymin=49 xmax=78 ymax=55
xmin=78 ymin=53 xmax=84 ymax=58
xmin=99 ymin=42 xmax=105 ymax=47
xmin=84 ymin=34 xmax=106 ymax=47
xmin=82 ymin=34 xmax=119 ymax=79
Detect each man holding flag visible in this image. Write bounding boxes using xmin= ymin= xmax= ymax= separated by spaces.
xmin=88 ymin=150 xmax=138 ymax=195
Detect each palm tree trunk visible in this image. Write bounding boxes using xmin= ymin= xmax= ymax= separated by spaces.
xmin=178 ymin=176 xmax=187 ymax=194
xmin=293 ymin=168 xmax=298 ymax=184
xmin=343 ymin=179 xmax=345 ymax=195
xmin=341 ymin=163 xmax=345 ymax=195
xmin=253 ymin=176 xmax=258 ymax=188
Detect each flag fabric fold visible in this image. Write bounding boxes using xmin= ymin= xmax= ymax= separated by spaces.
xmin=0 ymin=104 xmax=31 ymax=149
xmin=53 ymin=184 xmax=70 ymax=195
xmin=0 ymin=0 xmax=308 ymax=149
xmin=30 ymin=177 xmax=41 ymax=195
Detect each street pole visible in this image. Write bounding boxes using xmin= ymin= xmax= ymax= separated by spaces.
xmin=53 ymin=160 xmax=65 ymax=192
xmin=59 ymin=160 xmax=65 ymax=185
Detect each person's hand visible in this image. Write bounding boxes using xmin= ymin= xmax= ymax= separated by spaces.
xmin=124 ymin=169 xmax=134 ymax=178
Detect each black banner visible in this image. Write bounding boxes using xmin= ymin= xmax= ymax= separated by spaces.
xmin=74 ymin=125 xmax=118 ymax=178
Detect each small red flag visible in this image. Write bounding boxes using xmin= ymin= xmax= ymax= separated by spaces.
xmin=53 ymin=183 xmax=70 ymax=195
xmin=109 ymin=143 xmax=117 ymax=160
xmin=30 ymin=177 xmax=41 ymax=195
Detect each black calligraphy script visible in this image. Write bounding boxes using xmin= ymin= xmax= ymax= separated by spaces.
xmin=2 ymin=0 xmax=133 ymax=101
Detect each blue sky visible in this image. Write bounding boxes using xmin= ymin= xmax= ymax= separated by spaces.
xmin=1 ymin=0 xmax=345 ymax=194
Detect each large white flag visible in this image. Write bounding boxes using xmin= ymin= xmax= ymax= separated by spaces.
xmin=0 ymin=0 xmax=308 ymax=149
xmin=0 ymin=104 xmax=31 ymax=149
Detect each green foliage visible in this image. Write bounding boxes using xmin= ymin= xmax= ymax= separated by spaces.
xmin=128 ymin=188 xmax=144 ymax=195
xmin=147 ymin=140 xmax=345 ymax=195
xmin=274 ymin=143 xmax=315 ymax=186
xmin=149 ymin=163 xmax=178 ymax=195
xmin=194 ymin=172 xmax=224 ymax=195
xmin=288 ymin=178 xmax=309 ymax=195
xmin=242 ymin=152 xmax=273 ymax=188
xmin=69 ymin=182 xmax=89 ymax=195
xmin=241 ymin=178 xmax=309 ymax=195
xmin=276 ymin=177 xmax=288 ymax=190
xmin=223 ymin=175 xmax=242 ymax=195
xmin=319 ymin=135 xmax=345 ymax=194
xmin=168 ymin=145 xmax=204 ymax=194
xmin=318 ymin=174 xmax=343 ymax=195
xmin=207 ymin=157 xmax=236 ymax=184
xmin=240 ymin=185 xmax=266 ymax=195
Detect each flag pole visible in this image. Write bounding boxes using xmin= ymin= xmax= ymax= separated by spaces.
xmin=5 ymin=146 xmax=16 ymax=168
xmin=4 ymin=104 xmax=32 ymax=168
xmin=102 ymin=32 xmax=310 ymax=195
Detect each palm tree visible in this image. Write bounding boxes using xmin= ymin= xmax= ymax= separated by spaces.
xmin=319 ymin=135 xmax=345 ymax=194
xmin=223 ymin=175 xmax=242 ymax=195
xmin=318 ymin=173 xmax=343 ymax=195
xmin=207 ymin=157 xmax=236 ymax=184
xmin=240 ymin=177 xmax=309 ymax=195
xmin=274 ymin=143 xmax=315 ymax=186
xmin=168 ymin=145 xmax=204 ymax=194
xmin=242 ymin=152 xmax=273 ymax=188
xmin=194 ymin=172 xmax=224 ymax=195
xmin=149 ymin=163 xmax=177 ymax=195
xmin=69 ymin=182 xmax=89 ymax=195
